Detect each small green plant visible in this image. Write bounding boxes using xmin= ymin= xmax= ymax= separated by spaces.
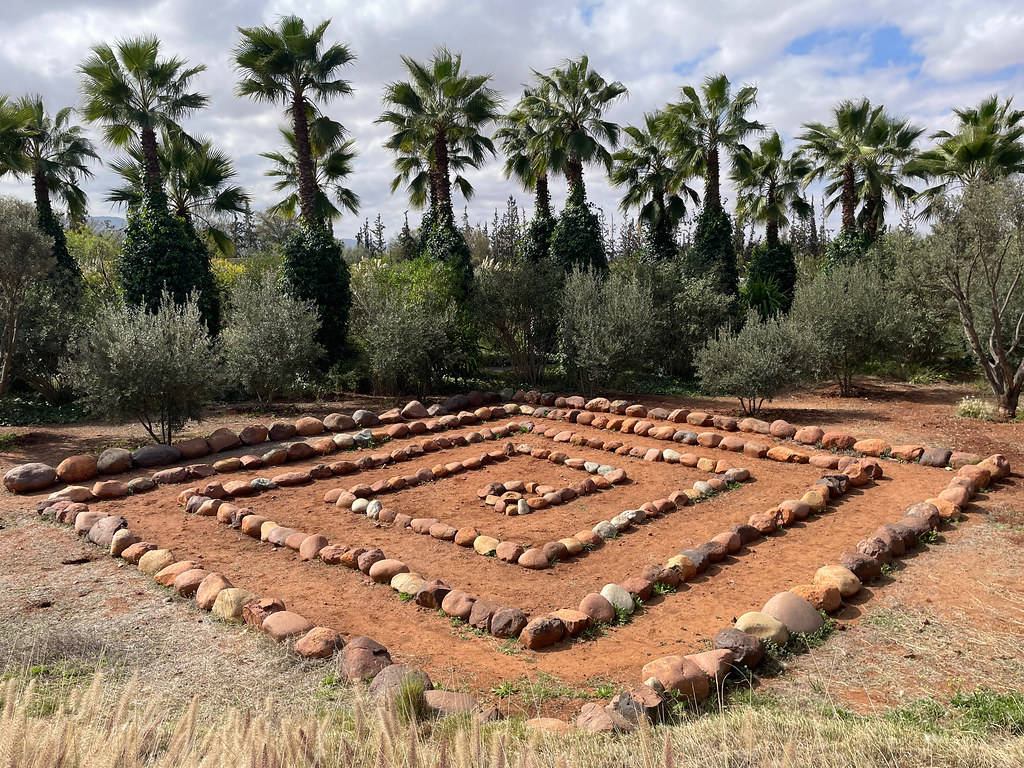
xmin=880 ymin=562 xmax=897 ymax=575
xmin=394 ymin=676 xmax=428 ymax=723
xmin=397 ymin=591 xmax=415 ymax=602
xmin=491 ymin=680 xmax=518 ymax=698
xmin=955 ymin=396 xmax=999 ymax=421
xmin=497 ymin=639 xmax=522 ymax=656
xmin=652 ymin=581 xmax=676 ymax=596
xmin=918 ymin=529 xmax=940 ymax=545
xmin=0 ymin=432 xmax=18 ymax=450
xmin=613 ymin=605 xmax=632 ymax=626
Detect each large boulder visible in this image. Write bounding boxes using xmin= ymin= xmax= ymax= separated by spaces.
xmin=131 ymin=444 xmax=181 ymax=468
xmin=97 ymin=448 xmax=132 ymax=474
xmin=56 ymin=455 xmax=98 ymax=484
xmin=211 ymin=588 xmax=257 ymax=621
xmin=3 ymin=463 xmax=57 ymax=492
xmin=640 ymin=656 xmax=709 ymax=701
xmin=340 ymin=636 xmax=392 ymax=682
xmin=735 ymin=611 xmax=789 ymax=646
xmin=761 ymin=591 xmax=824 ymax=635
xmin=712 ymin=627 xmax=764 ymax=667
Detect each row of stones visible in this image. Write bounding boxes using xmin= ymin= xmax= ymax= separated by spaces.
xmin=33 ymin=405 xmax=529 ymax=507
xmin=539 ymin=393 xmax=980 ymax=470
xmin=629 ymin=452 xmax=1011 ymax=726
xmin=33 ymin=495 xmax=498 ymax=721
xmin=329 ymin=442 xmax=632 ymax=572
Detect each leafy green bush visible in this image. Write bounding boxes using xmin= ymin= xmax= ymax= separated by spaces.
xmin=522 ymin=213 xmax=556 ymax=263
xmin=746 ymin=241 xmax=797 ymax=312
xmin=221 ymin=272 xmax=323 ymax=405
xmin=350 ymin=257 xmax=464 ymax=396
xmin=696 ymin=310 xmax=800 ymax=415
xmin=689 ymin=206 xmax=738 ymax=298
xmin=955 ymin=396 xmax=999 ymax=421
xmin=474 ymin=255 xmax=561 ymax=385
xmin=120 ymin=190 xmax=221 ymax=334
xmin=549 ymin=191 xmax=607 ymax=273
xmin=557 ymin=267 xmax=656 ymax=391
xmin=789 ymin=262 xmax=912 ymax=396
xmin=281 ymin=221 xmax=350 ymax=363
xmin=419 ymin=212 xmax=474 ymax=303
xmin=823 ymin=228 xmax=873 ymax=270
xmin=65 ymin=292 xmax=216 ymax=444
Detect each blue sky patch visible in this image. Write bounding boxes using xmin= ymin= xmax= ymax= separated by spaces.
xmin=786 ymin=25 xmax=923 ymax=74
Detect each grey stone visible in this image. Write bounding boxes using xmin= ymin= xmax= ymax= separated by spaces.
xmin=131 ymin=444 xmax=181 ymax=468
xmin=600 ymin=583 xmax=634 ymax=614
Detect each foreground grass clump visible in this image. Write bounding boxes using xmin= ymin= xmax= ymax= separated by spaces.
xmin=956 ymin=395 xmax=1000 ymax=421
xmin=1 ymin=674 xmax=1023 ymax=768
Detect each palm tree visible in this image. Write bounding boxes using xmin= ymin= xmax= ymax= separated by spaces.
xmin=731 ymin=131 xmax=811 ymax=248
xmin=521 ymin=55 xmax=626 ymax=201
xmin=6 ymin=96 xmax=99 ymax=226
xmin=234 ymin=16 xmax=355 ymax=225
xmin=377 ymin=47 xmax=501 ymax=222
xmin=611 ymin=111 xmax=700 ymax=254
xmin=496 ymin=89 xmax=554 ymax=220
xmin=0 ymin=97 xmax=25 ymax=173
xmin=909 ymin=95 xmax=1024 ymax=212
xmin=261 ymin=116 xmax=360 ymax=224
xmin=79 ymin=36 xmax=207 ymax=196
xmin=662 ymin=73 xmax=762 ymax=212
xmin=801 ymin=100 xmax=921 ymax=236
xmin=107 ymin=130 xmax=249 ymax=255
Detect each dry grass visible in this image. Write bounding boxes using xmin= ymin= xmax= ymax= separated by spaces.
xmin=1 ymin=673 xmax=1022 ymax=768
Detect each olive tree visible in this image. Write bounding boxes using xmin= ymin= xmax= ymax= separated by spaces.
xmin=66 ymin=292 xmax=216 ymax=443
xmin=925 ymin=180 xmax=1024 ymax=418
xmin=221 ymin=272 xmax=323 ymax=405
xmin=0 ymin=198 xmax=55 ymax=396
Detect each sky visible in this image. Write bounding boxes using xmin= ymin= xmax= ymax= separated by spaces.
xmin=2 ymin=0 xmax=1024 ymax=241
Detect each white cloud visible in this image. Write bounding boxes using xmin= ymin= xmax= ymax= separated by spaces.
xmin=0 ymin=0 xmax=1022 ymax=238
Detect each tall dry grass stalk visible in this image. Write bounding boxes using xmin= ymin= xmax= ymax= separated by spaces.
xmin=0 ymin=674 xmax=1022 ymax=768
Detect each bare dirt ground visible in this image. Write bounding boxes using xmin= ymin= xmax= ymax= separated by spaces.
xmin=1 ymin=380 xmax=1022 ymax=719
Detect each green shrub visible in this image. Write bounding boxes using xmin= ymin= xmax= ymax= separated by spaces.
xmin=549 ymin=190 xmax=607 ymax=273
xmin=789 ymin=262 xmax=912 ymax=396
xmin=221 ymin=272 xmax=323 ymax=405
xmin=746 ymin=241 xmax=797 ymax=312
xmin=281 ymin=221 xmax=350 ymax=363
xmin=955 ymin=396 xmax=999 ymax=421
xmin=557 ymin=267 xmax=656 ymax=391
xmin=823 ymin=228 xmax=873 ymax=270
xmin=689 ymin=206 xmax=738 ymax=298
xmin=473 ymin=255 xmax=561 ymax=385
xmin=522 ymin=213 xmax=556 ymax=263
xmin=120 ymin=189 xmax=220 ymax=334
xmin=65 ymin=292 xmax=216 ymax=444
xmin=419 ymin=212 xmax=473 ymax=303
xmin=350 ymin=257 xmax=465 ymax=395
xmin=697 ymin=311 xmax=799 ymax=415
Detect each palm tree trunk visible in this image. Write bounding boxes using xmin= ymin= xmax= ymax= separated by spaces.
xmin=140 ymin=127 xmax=163 ymax=195
xmin=567 ymin=159 xmax=585 ymax=204
xmin=841 ymin=162 xmax=856 ymax=231
xmin=862 ymin=195 xmax=879 ymax=239
xmin=766 ymin=180 xmax=778 ymax=248
xmin=535 ymin=172 xmax=551 ymax=219
xmin=291 ymin=90 xmax=319 ymax=225
xmin=433 ymin=130 xmax=453 ymax=222
xmin=32 ymin=167 xmax=53 ymax=221
xmin=706 ymin=144 xmax=721 ymax=211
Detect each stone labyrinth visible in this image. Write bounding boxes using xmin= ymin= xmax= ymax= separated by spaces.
xmin=6 ymin=391 xmax=1013 ymax=717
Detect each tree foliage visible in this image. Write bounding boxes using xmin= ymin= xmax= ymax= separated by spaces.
xmin=745 ymin=241 xmax=797 ymax=313
xmin=689 ymin=205 xmax=738 ymax=298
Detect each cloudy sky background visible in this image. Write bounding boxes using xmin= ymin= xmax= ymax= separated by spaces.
xmin=2 ymin=0 xmax=1023 ymax=241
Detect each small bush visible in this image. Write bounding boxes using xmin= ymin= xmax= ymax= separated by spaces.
xmin=65 ymin=292 xmax=216 ymax=443
xmin=955 ymin=396 xmax=999 ymax=421
xmin=696 ymin=310 xmax=800 ymax=415
xmin=282 ymin=221 xmax=350 ymax=363
xmin=473 ymin=255 xmax=561 ymax=384
xmin=549 ymin=192 xmax=607 ymax=273
xmin=220 ymin=272 xmax=323 ymax=405
xmin=557 ymin=267 xmax=656 ymax=391
xmin=350 ymin=257 xmax=465 ymax=396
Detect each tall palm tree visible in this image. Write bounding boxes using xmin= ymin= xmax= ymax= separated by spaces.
xmin=852 ymin=115 xmax=922 ymax=237
xmin=909 ymin=95 xmax=1024 ymax=212
xmin=662 ymin=73 xmax=762 ymax=212
xmin=262 ymin=116 xmax=360 ymax=224
xmin=611 ymin=110 xmax=700 ymax=252
xmin=496 ymin=88 xmax=555 ymax=220
xmin=377 ymin=47 xmax=501 ymax=222
xmin=79 ymin=36 xmax=207 ymax=196
xmin=107 ymin=130 xmax=249 ymax=255
xmin=7 ymin=96 xmax=99 ymax=225
xmin=0 ymin=96 xmax=25 ymax=174
xmin=234 ymin=16 xmax=355 ymax=225
xmin=521 ymin=55 xmax=626 ymax=201
xmin=731 ymin=131 xmax=811 ymax=248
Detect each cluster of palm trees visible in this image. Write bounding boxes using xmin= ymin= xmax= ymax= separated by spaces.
xmin=2 ymin=14 xmax=1023 ymax=288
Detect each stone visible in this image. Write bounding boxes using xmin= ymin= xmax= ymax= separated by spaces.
xmin=496 ymin=541 xmax=525 ymax=563
xmin=579 ymin=592 xmax=616 ymax=624
xmin=640 ymin=656 xmax=709 ymax=701
xmin=687 ymin=648 xmax=735 ymax=683
xmin=262 ymin=611 xmax=314 ymax=642
xmin=137 ymin=549 xmax=175 ymax=574
xmin=205 ymin=428 xmax=240 ymax=453
xmin=794 ymin=426 xmax=824 ymax=445
xmin=853 ymin=438 xmax=890 ymax=457
xmin=153 ymin=466 xmax=188 ymax=484
xmin=242 ymin=597 xmax=286 ymax=628
xmin=468 ymin=599 xmax=498 ymax=630
xmin=97 ymin=447 xmax=133 ymax=474
xmin=576 ymin=702 xmax=634 ymax=733
xmin=666 ymin=554 xmax=697 ymax=581
xmin=473 ymin=535 xmax=499 ymax=556
xmin=790 ymin=583 xmax=842 ymax=613
xmin=295 ymin=627 xmax=344 ymax=659
xmin=73 ymin=510 xmax=106 ymax=535
xmin=550 ymin=608 xmax=591 ymax=636
xmin=600 ymin=583 xmax=634 ymax=614
xmin=48 ymin=486 xmax=95 ymax=503
xmin=128 ymin=477 xmax=157 ymax=494
xmin=196 ymin=573 xmax=232 ymax=610
xmin=840 ymin=551 xmax=883 ymax=581
xmin=340 ymin=636 xmax=393 ymax=681
xmin=621 ymin=577 xmax=654 ymax=601
xmin=814 ymin=565 xmax=861 ymax=597
xmin=713 ymin=627 xmax=764 ymax=667
xmin=91 ymin=480 xmax=129 ymax=500
xmin=153 ymin=560 xmax=199 ymax=587
xmin=939 ymin=485 xmax=972 ymax=507
xmin=424 ymin=690 xmax=481 ymax=716
xmin=369 ymin=559 xmax=409 ymax=584
xmin=120 ymin=542 xmax=156 ymax=564
xmin=3 ymin=462 xmax=58 ymax=492
xmin=401 ymin=400 xmax=428 ymax=419
xmin=769 ymin=420 xmax=797 ymax=439
xmin=369 ymin=664 xmax=432 ymax=700
xmin=890 ymin=444 xmax=924 ymax=462
xmin=748 ymin=513 xmax=777 ymax=535
xmin=211 ymin=588 xmax=258 ymax=621
xmin=518 ymin=548 xmax=550 ymax=569
xmin=351 ymin=410 xmax=379 ymax=428
xmin=357 ymin=549 xmax=385 ymax=574
xmin=87 ymin=515 xmax=126 ymax=548
xmin=490 ymin=608 xmax=528 ymax=638
xmin=440 ymin=590 xmax=476 ymax=620
xmin=762 ymin=591 xmax=824 ymax=634
xmin=414 ymin=579 xmax=451 ymax=609
xmin=391 ymin=573 xmax=425 ymax=595
xmin=131 ymin=444 xmax=181 ymax=468
xmin=109 ymin=529 xmax=139 ymax=558
xmin=519 ymin=617 xmax=565 ymax=649
xmin=525 ymin=717 xmax=572 ymax=734
xmin=173 ymin=568 xmax=211 ymax=597
xmin=299 ymin=534 xmax=328 ymax=561
xmin=735 ymin=612 xmax=789 ymax=646
xmin=712 ymin=530 xmax=742 ymax=553
xmin=56 ymin=455 xmax=98 ymax=484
